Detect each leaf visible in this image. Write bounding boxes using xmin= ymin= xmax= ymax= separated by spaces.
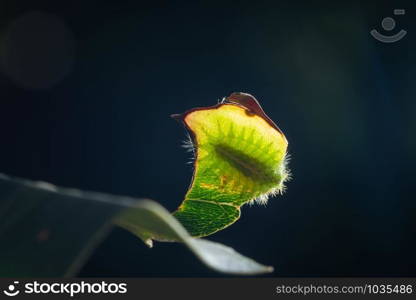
xmin=0 ymin=173 xmax=273 ymax=276
xmin=0 ymin=173 xmax=128 ymax=276
xmin=171 ymin=92 xmax=290 ymax=237
xmin=116 ymin=200 xmax=273 ymax=275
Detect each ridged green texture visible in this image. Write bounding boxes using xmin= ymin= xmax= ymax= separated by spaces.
xmin=173 ymin=93 xmax=289 ymax=237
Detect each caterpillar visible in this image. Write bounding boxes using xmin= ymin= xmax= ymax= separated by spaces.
xmin=171 ymin=92 xmax=290 ymax=237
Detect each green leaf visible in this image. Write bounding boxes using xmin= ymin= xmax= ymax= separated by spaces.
xmin=0 ymin=173 xmax=272 ymax=276
xmin=0 ymin=173 xmax=125 ymax=277
xmin=172 ymin=92 xmax=290 ymax=237
xmin=116 ymin=200 xmax=273 ymax=275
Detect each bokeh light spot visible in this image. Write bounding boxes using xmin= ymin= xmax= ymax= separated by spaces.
xmin=0 ymin=11 xmax=75 ymax=90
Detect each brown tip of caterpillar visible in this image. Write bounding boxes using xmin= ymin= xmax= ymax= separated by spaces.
xmin=225 ymin=92 xmax=287 ymax=142
xmin=226 ymin=92 xmax=263 ymax=114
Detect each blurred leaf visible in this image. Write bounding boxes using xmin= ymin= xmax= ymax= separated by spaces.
xmin=116 ymin=200 xmax=273 ymax=275
xmin=0 ymin=173 xmax=272 ymax=276
xmin=172 ymin=92 xmax=290 ymax=237
xmin=0 ymin=173 xmax=138 ymax=276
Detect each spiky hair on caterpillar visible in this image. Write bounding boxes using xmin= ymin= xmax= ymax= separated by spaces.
xmin=171 ymin=92 xmax=290 ymax=237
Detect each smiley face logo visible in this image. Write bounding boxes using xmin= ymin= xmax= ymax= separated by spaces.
xmin=371 ymin=9 xmax=407 ymax=43
xmin=3 ymin=281 xmax=20 ymax=297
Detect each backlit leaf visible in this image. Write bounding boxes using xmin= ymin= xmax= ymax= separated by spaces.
xmin=0 ymin=173 xmax=272 ymax=276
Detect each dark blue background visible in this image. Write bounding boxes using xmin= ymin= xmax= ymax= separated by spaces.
xmin=0 ymin=0 xmax=415 ymax=276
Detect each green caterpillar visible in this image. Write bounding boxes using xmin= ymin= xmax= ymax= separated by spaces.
xmin=172 ymin=92 xmax=290 ymax=237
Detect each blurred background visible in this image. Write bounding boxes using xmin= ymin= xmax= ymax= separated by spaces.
xmin=0 ymin=0 xmax=415 ymax=276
